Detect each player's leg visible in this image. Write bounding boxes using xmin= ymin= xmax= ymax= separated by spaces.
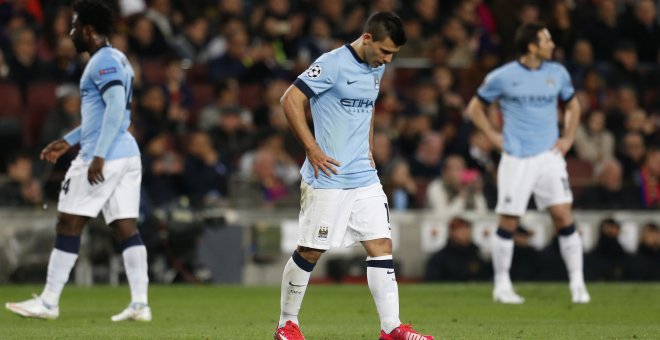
xmin=547 ymin=203 xmax=590 ymax=303
xmin=535 ymin=151 xmax=589 ymax=303
xmin=356 ymin=184 xmax=433 ymax=339
xmin=493 ymin=153 xmax=533 ymax=304
xmin=109 ymin=218 xmax=151 ymax=321
xmin=277 ymin=246 xmax=324 ymax=333
xmin=5 ymin=213 xmax=88 ymax=319
xmin=276 ymin=180 xmax=341 ymax=339
xmin=491 ymin=215 xmax=524 ymax=304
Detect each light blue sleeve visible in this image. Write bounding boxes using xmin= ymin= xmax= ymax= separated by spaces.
xmin=90 ymin=55 xmax=124 ymax=97
xmin=295 ymin=53 xmax=339 ymax=97
xmin=93 ymin=85 xmax=126 ymax=158
xmin=557 ymin=64 xmax=575 ymax=102
xmin=476 ymin=70 xmax=503 ymax=105
xmin=63 ymin=126 xmax=81 ymax=145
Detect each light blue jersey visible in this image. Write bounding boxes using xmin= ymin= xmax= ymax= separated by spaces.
xmin=294 ymin=44 xmax=384 ymax=189
xmin=67 ymin=46 xmax=139 ymax=162
xmin=477 ymin=61 xmax=575 ymax=157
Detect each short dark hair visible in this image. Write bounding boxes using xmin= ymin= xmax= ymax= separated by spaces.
xmin=364 ymin=11 xmax=407 ymax=47
xmin=514 ymin=22 xmax=546 ymax=55
xmin=72 ymin=0 xmax=114 ymax=36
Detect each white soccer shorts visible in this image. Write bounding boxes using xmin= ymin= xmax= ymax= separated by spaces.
xmin=298 ymin=180 xmax=391 ymax=250
xmin=58 ymin=156 xmax=142 ymax=224
xmin=495 ymin=149 xmax=573 ymax=216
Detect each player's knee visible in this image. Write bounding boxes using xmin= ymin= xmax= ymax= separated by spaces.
xmin=296 ymin=246 xmax=324 ymax=263
xmin=55 ymin=214 xmax=85 ymax=236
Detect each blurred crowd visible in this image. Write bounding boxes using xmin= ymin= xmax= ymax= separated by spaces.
xmin=1 ymin=0 xmax=659 ymax=212
xmin=424 ymin=216 xmax=660 ymax=282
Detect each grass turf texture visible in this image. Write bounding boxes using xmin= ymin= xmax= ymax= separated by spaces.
xmin=1 ymin=283 xmax=659 ymax=339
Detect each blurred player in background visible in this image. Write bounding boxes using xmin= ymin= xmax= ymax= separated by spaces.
xmin=467 ymin=23 xmax=590 ymax=304
xmin=5 ymin=0 xmax=150 ymax=321
xmin=274 ymin=12 xmax=433 ymax=340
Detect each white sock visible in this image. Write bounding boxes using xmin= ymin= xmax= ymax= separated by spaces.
xmin=278 ymin=253 xmax=313 ymax=328
xmin=492 ymin=231 xmax=514 ymax=289
xmin=123 ymin=245 xmax=149 ymax=305
xmin=559 ymin=230 xmax=585 ymax=286
xmin=41 ymin=249 xmax=78 ymax=307
xmin=367 ymin=255 xmax=400 ymax=334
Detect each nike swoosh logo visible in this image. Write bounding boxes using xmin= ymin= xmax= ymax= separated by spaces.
xmin=347 ymin=80 xmax=358 ymax=85
xmin=387 ymin=270 xmax=394 ymax=274
xmin=288 ymin=281 xmax=306 ymax=287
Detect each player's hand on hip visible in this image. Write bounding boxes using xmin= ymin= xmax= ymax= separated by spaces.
xmin=40 ymin=139 xmax=71 ymax=164
xmin=307 ymin=144 xmax=340 ymax=178
xmin=87 ymin=156 xmax=105 ymax=185
xmin=487 ymin=132 xmax=504 ymax=151
xmin=553 ymin=137 xmax=573 ymax=155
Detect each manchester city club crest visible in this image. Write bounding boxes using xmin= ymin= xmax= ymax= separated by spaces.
xmin=373 ymin=75 xmax=380 ymax=89
xmin=317 ymin=225 xmax=329 ymax=239
xmin=546 ymin=78 xmax=555 ymax=88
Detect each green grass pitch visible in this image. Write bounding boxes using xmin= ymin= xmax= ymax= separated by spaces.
xmin=1 ymin=283 xmax=659 ymax=339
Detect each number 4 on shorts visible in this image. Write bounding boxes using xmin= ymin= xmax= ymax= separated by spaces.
xmin=61 ymin=178 xmax=71 ymax=195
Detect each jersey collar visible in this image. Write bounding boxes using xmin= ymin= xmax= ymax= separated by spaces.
xmin=345 ymin=44 xmax=367 ymax=64
xmin=517 ymin=60 xmax=545 ymax=71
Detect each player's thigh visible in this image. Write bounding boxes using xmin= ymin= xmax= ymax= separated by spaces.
xmin=298 ymin=180 xmax=351 ymax=250
xmin=346 ymin=183 xmax=391 ymax=245
xmin=533 ymin=151 xmax=573 ymax=210
xmin=495 ymin=153 xmax=537 ymax=216
xmin=102 ymin=157 xmax=142 ymax=225
xmin=58 ymin=156 xmax=124 ymax=218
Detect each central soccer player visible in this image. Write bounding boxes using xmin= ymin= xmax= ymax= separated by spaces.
xmin=274 ymin=12 xmax=433 ymax=340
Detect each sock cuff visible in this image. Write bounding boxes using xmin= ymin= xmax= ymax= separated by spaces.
xmin=496 ymin=227 xmax=513 ymax=239
xmin=366 ymin=255 xmax=393 ymax=261
xmin=54 ymin=234 xmax=81 ymax=254
xmin=559 ymin=224 xmax=576 ymax=236
xmin=366 ymin=258 xmax=394 ymax=269
xmin=292 ymin=251 xmax=315 ymax=272
xmin=120 ymin=233 xmax=144 ymax=252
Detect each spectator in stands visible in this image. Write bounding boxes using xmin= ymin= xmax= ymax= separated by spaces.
xmin=585 ymin=218 xmax=629 ymax=281
xmin=618 ymin=132 xmax=646 ymax=181
xmin=408 ymin=130 xmax=443 ymax=179
xmin=628 ymin=222 xmax=660 ymax=280
xmin=6 ymin=26 xmax=52 ymax=99
xmin=198 ymin=78 xmax=251 ymax=131
xmin=0 ymin=152 xmax=43 ymax=206
xmin=566 ymin=39 xmax=594 ymax=89
xmin=50 ymin=35 xmax=84 ymax=83
xmin=547 ymin=0 xmax=576 ymax=61
xmin=182 ymin=131 xmax=229 ymax=207
xmin=295 ymin=15 xmax=337 ymax=64
xmin=239 ymin=130 xmax=300 ymax=187
xmin=637 ymin=147 xmax=660 ymax=209
xmin=576 ymin=158 xmax=642 ymax=210
xmin=510 ymin=226 xmax=542 ymax=281
xmin=426 ymin=154 xmax=487 ymax=216
xmin=39 ymin=84 xmax=80 ymax=148
xmin=144 ymin=0 xmax=176 ymax=51
xmin=207 ymin=27 xmax=249 ymax=80
xmin=387 ymin=160 xmax=418 ymax=210
xmin=142 ymin=132 xmax=185 ymax=208
xmin=606 ymin=86 xmax=640 ymax=140
xmin=128 ymin=14 xmax=168 ymax=59
xmin=251 ymin=148 xmax=291 ymax=208
xmin=209 ymin=107 xmax=255 ymax=169
xmin=574 ymin=110 xmax=615 ymax=164
xmin=620 ymin=0 xmax=659 ymax=63
xmin=172 ymin=15 xmax=211 ymax=64
xmin=606 ymin=41 xmax=647 ymax=95
xmin=424 ymin=216 xmax=490 ymax=281
xmin=465 ymin=130 xmax=498 ymax=208
xmin=161 ymin=56 xmax=193 ymax=128
xmin=581 ymin=0 xmax=620 ymax=62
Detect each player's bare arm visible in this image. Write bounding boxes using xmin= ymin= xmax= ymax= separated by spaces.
xmin=466 ymin=96 xmax=503 ymax=150
xmin=40 ymin=139 xmax=72 ymax=164
xmin=554 ymin=96 xmax=581 ymax=155
xmin=281 ymin=84 xmax=340 ymax=178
